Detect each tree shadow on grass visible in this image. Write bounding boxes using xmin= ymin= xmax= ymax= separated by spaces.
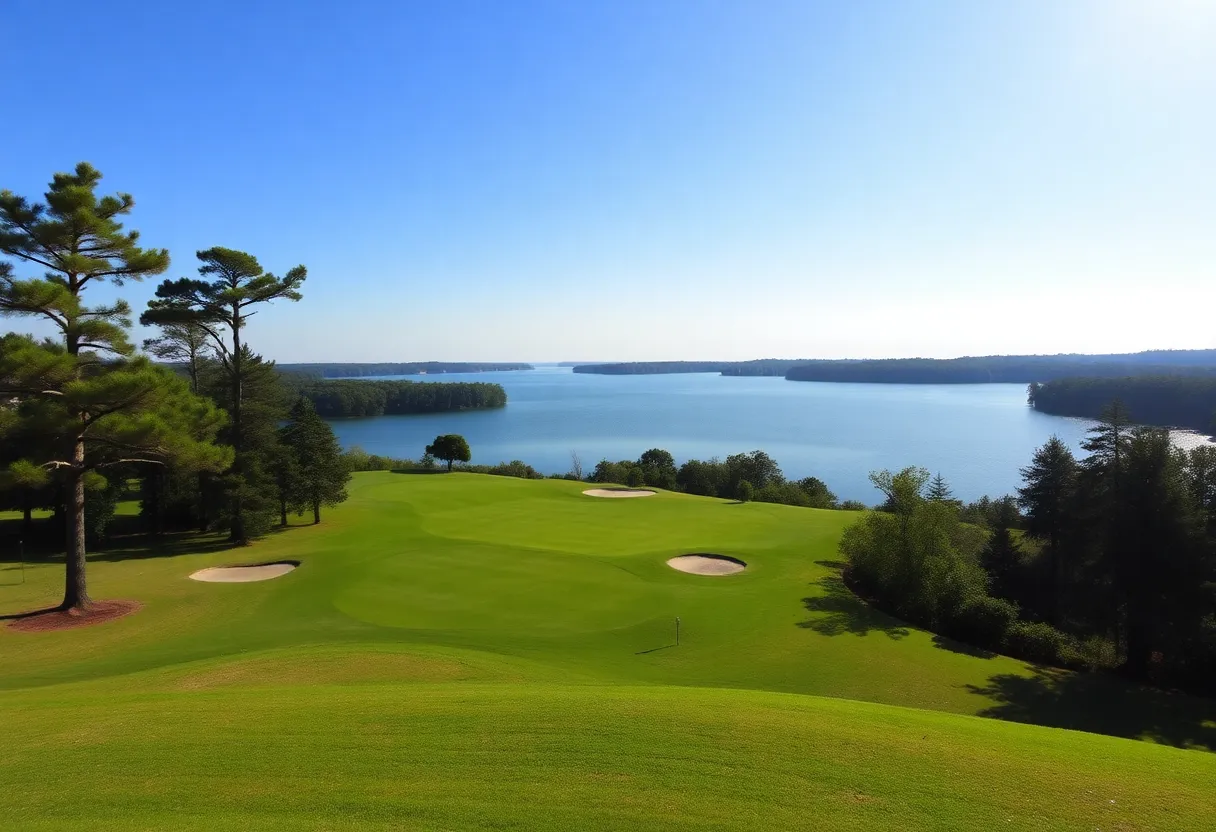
xmin=798 ymin=575 xmax=910 ymax=639
xmin=931 ymin=634 xmax=997 ymax=659
xmin=967 ymin=665 xmax=1216 ymax=751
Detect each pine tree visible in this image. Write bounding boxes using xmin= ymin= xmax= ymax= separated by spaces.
xmin=143 ymin=322 xmax=210 ymax=393
xmin=142 ymin=248 xmax=305 ymax=543
xmin=0 ymin=165 xmax=228 ymax=609
xmin=1017 ymin=436 xmax=1078 ymax=626
xmin=279 ymin=397 xmax=349 ymax=524
xmin=980 ymin=496 xmax=1023 ymax=602
xmin=926 ymin=473 xmax=954 ymax=502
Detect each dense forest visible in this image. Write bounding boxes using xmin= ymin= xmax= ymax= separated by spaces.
xmin=785 ymin=353 xmax=1216 ymax=384
xmin=288 ymin=379 xmax=507 ymax=418
xmin=844 ymin=404 xmax=1216 ymax=696
xmin=1029 ymin=377 xmax=1216 ymax=432
xmin=573 ymin=359 xmax=806 ymax=376
xmin=279 ymin=362 xmax=531 ymax=379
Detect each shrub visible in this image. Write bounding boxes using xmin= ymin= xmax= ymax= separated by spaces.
xmin=1003 ymin=620 xmax=1075 ymax=666
xmin=736 ymin=480 xmax=754 ymax=503
xmin=947 ymin=595 xmax=1018 ymax=649
xmin=626 ymin=467 xmax=645 ymax=487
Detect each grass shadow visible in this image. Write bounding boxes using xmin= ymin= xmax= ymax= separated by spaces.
xmin=635 ymin=644 xmax=677 ymax=655
xmin=967 ymin=665 xmax=1216 ymax=751
xmin=797 ymin=575 xmax=910 ymax=639
xmin=813 ymin=559 xmax=847 ymax=570
xmin=931 ymin=634 xmax=997 ymax=659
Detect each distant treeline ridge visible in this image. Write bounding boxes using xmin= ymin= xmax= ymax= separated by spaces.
xmin=290 ymin=379 xmax=507 ymax=418
xmin=1029 ymin=377 xmax=1216 ymax=432
xmin=573 ymin=359 xmax=805 ymax=376
xmin=785 ymin=354 xmax=1216 ymax=385
xmin=280 ymin=362 xmax=532 ymax=379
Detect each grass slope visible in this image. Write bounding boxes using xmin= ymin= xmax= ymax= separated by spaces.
xmin=2 ymin=473 xmax=1214 ymax=830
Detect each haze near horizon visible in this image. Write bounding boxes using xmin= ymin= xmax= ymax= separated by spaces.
xmin=4 ymin=0 xmax=1213 ymax=362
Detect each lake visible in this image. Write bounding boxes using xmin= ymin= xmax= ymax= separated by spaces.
xmin=324 ymin=366 xmax=1111 ymax=503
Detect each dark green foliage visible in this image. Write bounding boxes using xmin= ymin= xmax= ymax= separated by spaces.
xmin=1003 ymin=621 xmax=1076 ymax=666
xmin=0 ymin=164 xmax=227 ymax=608
xmin=426 ymin=434 xmax=471 ymax=472
xmin=926 ymin=473 xmax=954 ymax=503
xmin=676 ymin=458 xmax=729 ymax=497
xmin=637 ymin=448 xmax=678 ymax=490
xmin=796 ymin=477 xmax=839 ymax=509
xmin=290 ymin=379 xmax=506 ymax=417
xmin=572 ymin=360 xmax=804 ymax=376
xmin=735 ymin=480 xmax=754 ymax=503
xmin=626 ymin=467 xmax=645 ymax=488
xmin=948 ymin=595 xmax=1019 ymax=648
xmin=142 ymin=247 xmax=305 ymax=544
xmin=787 ymin=353 xmax=1216 ymax=385
xmin=1029 ymin=376 xmax=1216 ymax=431
xmin=979 ymin=497 xmax=1022 ymax=601
xmin=279 ymin=397 xmax=350 ymax=524
xmin=1017 ymin=436 xmax=1079 ymax=625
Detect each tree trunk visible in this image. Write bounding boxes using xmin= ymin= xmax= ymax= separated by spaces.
xmin=280 ymin=496 xmax=288 ymax=527
xmin=62 ymin=447 xmax=90 ymax=610
xmin=313 ymin=501 xmax=320 ymax=525
xmin=228 ymin=307 xmax=246 ymax=544
xmin=447 ymin=459 xmax=453 ymax=472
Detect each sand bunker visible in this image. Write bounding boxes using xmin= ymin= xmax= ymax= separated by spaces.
xmin=667 ymin=554 xmax=747 ymax=576
xmin=582 ymin=488 xmax=656 ymax=498
xmin=190 ymin=561 xmax=299 ymax=583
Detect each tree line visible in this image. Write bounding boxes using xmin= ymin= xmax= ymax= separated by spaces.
xmin=1029 ymin=377 xmax=1216 ymax=432
xmin=572 ymin=360 xmax=804 ymax=376
xmin=0 ymin=164 xmax=350 ymax=611
xmin=589 ymin=449 xmax=860 ymax=510
xmin=842 ymin=402 xmax=1216 ymax=695
xmin=279 ymin=362 xmax=531 ymax=378
xmin=785 ymin=354 xmax=1216 ymax=384
xmin=284 ymin=378 xmax=506 ymax=418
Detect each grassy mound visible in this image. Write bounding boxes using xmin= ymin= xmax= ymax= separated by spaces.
xmin=2 ymin=473 xmax=1214 ymax=830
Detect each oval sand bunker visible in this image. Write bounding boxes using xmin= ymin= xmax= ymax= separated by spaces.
xmin=190 ymin=561 xmax=299 ymax=583
xmin=667 ymin=554 xmax=747 ymax=576
xmin=583 ymin=488 xmax=656 ymax=498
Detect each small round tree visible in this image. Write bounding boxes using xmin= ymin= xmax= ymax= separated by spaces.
xmin=426 ymin=434 xmax=471 ymax=472
xmin=736 ymin=480 xmax=755 ymax=503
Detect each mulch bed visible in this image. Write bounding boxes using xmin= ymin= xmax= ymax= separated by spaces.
xmin=5 ymin=600 xmax=141 ymax=633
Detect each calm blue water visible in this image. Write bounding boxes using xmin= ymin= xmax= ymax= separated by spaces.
xmin=324 ymin=366 xmax=1099 ymax=503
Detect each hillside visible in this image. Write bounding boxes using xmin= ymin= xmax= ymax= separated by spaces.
xmin=2 ymin=474 xmax=1213 ymax=830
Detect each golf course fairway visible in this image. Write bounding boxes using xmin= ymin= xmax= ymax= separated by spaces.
xmin=2 ymin=473 xmax=1214 ymax=830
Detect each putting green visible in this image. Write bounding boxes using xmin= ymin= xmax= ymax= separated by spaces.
xmin=2 ymin=473 xmax=1213 ymax=830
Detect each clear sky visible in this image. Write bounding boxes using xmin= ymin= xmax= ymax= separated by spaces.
xmin=3 ymin=0 xmax=1214 ymax=362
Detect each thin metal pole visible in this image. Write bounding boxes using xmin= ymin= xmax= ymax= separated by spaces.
xmin=675 ymin=616 xmax=680 ymax=646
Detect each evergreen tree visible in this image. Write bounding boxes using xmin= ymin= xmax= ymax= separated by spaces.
xmin=926 ymin=472 xmax=954 ymax=502
xmin=197 ymin=348 xmax=290 ymax=540
xmin=0 ymin=165 xmax=227 ymax=609
xmin=1017 ymin=436 xmax=1078 ymax=626
xmin=1115 ymin=429 xmax=1209 ymax=680
xmin=143 ymin=321 xmax=210 ymax=393
xmin=279 ymin=397 xmax=350 ymax=524
xmin=979 ymin=496 xmax=1022 ymax=602
xmin=142 ymin=248 xmax=305 ymax=543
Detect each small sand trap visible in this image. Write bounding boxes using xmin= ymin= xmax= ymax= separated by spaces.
xmin=583 ymin=488 xmax=656 ymax=498
xmin=190 ymin=561 xmax=299 ymax=583
xmin=667 ymin=554 xmax=747 ymax=576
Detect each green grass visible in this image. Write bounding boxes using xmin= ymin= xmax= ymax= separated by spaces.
xmin=2 ymin=473 xmax=1214 ymax=830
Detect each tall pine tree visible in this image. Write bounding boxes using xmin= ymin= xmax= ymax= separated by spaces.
xmin=1017 ymin=435 xmax=1078 ymax=626
xmin=142 ymin=248 xmax=305 ymax=543
xmin=0 ymin=165 xmax=228 ymax=609
xmin=280 ymin=397 xmax=350 ymax=524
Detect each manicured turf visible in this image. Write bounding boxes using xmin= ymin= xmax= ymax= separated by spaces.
xmin=2 ymin=473 xmax=1214 ymax=830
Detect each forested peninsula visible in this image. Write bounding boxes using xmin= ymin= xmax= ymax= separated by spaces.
xmin=1029 ymin=377 xmax=1216 ymax=432
xmin=280 ymin=362 xmax=531 ymax=379
xmin=289 ymin=379 xmax=508 ymax=418
xmin=785 ymin=351 xmax=1216 ymax=384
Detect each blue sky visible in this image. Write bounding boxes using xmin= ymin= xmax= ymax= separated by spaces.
xmin=3 ymin=0 xmax=1214 ymax=362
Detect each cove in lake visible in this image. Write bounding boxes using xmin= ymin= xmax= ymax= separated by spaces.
xmin=322 ymin=366 xmax=1125 ymax=503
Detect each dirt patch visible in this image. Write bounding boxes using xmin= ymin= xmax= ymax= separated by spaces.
xmin=6 ymin=600 xmax=141 ymax=633
xmin=666 ymin=554 xmax=747 ymax=576
xmin=582 ymin=488 xmax=656 ymax=498
xmin=190 ymin=560 xmax=299 ymax=583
